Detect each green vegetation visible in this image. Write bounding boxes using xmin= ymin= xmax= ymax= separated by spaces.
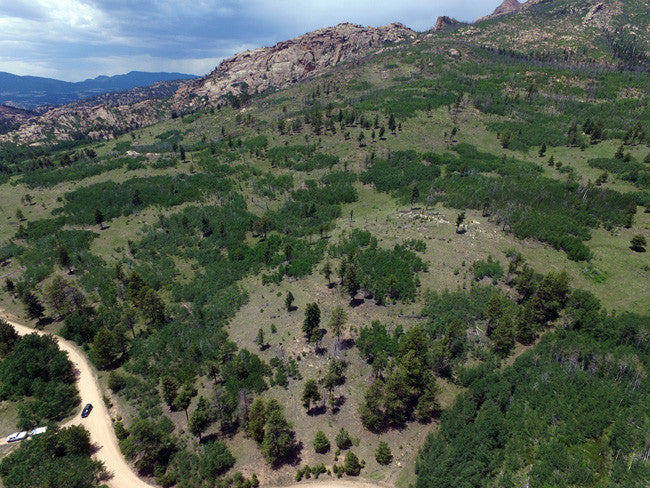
xmin=0 ymin=330 xmax=79 ymax=429
xmin=1 ymin=3 xmax=649 ymax=486
xmin=0 ymin=426 xmax=105 ymax=488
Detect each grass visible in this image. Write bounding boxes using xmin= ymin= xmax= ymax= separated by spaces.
xmin=0 ymin=28 xmax=648 ymax=486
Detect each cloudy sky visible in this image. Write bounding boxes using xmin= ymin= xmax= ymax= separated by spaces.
xmin=0 ymin=0 xmax=503 ymax=81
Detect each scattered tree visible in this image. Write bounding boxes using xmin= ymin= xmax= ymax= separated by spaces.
xmin=285 ymin=291 xmax=295 ymax=312
xmin=302 ymin=302 xmax=321 ymax=342
xmin=375 ymin=441 xmax=393 ymax=465
xmin=630 ymin=234 xmax=647 ymax=252
xmin=313 ymin=430 xmax=330 ymax=454
xmin=302 ymin=379 xmax=321 ymax=412
xmin=343 ymin=451 xmax=362 ymax=475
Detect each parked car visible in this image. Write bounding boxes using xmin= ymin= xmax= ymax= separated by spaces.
xmin=28 ymin=427 xmax=47 ymax=437
xmin=6 ymin=431 xmax=27 ymax=443
xmin=81 ymin=403 xmax=93 ymax=418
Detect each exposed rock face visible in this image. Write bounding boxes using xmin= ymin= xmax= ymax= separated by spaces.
xmin=477 ymin=0 xmax=522 ymax=22
xmin=433 ymin=16 xmax=463 ymax=32
xmin=0 ymin=105 xmax=36 ymax=126
xmin=171 ymin=22 xmax=415 ymax=110
xmin=3 ymin=22 xmax=414 ymax=144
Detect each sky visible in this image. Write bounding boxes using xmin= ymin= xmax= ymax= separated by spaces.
xmin=0 ymin=0 xmax=504 ymax=81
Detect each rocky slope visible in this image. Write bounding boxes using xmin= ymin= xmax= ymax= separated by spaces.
xmin=433 ymin=16 xmax=465 ymax=33
xmin=171 ymin=22 xmax=415 ymax=111
xmin=476 ymin=0 xmax=522 ymax=22
xmin=2 ymin=23 xmax=414 ymax=144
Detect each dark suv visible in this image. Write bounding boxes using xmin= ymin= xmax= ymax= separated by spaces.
xmin=81 ymin=403 xmax=93 ymax=418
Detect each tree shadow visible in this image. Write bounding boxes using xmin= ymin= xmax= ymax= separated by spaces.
xmin=36 ymin=317 xmax=54 ymax=328
xmin=629 ymin=246 xmax=646 ymax=252
xmin=271 ymin=440 xmax=303 ymax=469
xmin=220 ymin=419 xmax=240 ymax=439
xmin=260 ymin=344 xmax=271 ymax=352
xmin=287 ymin=305 xmax=298 ymax=312
xmin=339 ymin=338 xmax=355 ymax=351
xmin=349 ymin=297 xmax=364 ymax=308
xmin=327 ymin=282 xmax=336 ymax=289
xmin=307 ymin=405 xmax=327 ymax=416
xmin=329 ymin=395 xmax=346 ymax=414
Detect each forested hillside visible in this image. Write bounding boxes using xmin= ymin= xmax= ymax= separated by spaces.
xmin=0 ymin=1 xmax=648 ymax=487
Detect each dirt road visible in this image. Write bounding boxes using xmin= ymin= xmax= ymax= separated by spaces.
xmin=1 ymin=313 xmax=390 ymax=488
xmin=0 ymin=313 xmax=155 ymax=488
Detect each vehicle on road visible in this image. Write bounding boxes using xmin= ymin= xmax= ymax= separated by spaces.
xmin=6 ymin=431 xmax=28 ymax=443
xmin=28 ymin=427 xmax=47 ymax=437
xmin=81 ymin=403 xmax=93 ymax=418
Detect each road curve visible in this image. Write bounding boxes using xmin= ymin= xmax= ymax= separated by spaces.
xmin=0 ymin=312 xmax=155 ymax=488
xmin=1 ymin=314 xmax=390 ymax=488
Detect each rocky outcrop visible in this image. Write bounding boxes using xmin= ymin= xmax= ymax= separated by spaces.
xmin=476 ymin=0 xmax=522 ymax=22
xmin=433 ymin=16 xmax=464 ymax=32
xmin=171 ymin=22 xmax=415 ymax=111
xmin=3 ymin=22 xmax=415 ymax=144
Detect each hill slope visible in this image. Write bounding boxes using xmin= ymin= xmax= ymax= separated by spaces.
xmin=0 ymin=2 xmax=648 ymax=487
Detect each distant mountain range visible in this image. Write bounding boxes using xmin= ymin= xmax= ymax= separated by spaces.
xmin=0 ymin=71 xmax=200 ymax=109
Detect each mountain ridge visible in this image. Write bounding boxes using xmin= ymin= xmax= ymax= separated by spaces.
xmin=0 ymin=70 xmax=199 ymax=110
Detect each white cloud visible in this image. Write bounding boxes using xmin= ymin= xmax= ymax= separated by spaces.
xmin=0 ymin=0 xmax=503 ymax=79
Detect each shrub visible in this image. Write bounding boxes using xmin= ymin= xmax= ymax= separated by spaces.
xmin=472 ymin=255 xmax=505 ymax=282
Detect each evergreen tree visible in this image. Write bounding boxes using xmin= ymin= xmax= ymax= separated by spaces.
xmin=93 ymin=327 xmax=118 ymax=369
xmin=321 ymin=261 xmax=333 ymax=287
xmin=285 ymin=291 xmax=295 ymax=312
xmin=455 ymin=211 xmax=466 ymax=233
xmin=302 ymin=302 xmax=321 ymax=342
xmin=57 ymin=246 xmax=72 ymax=272
xmin=328 ymin=306 xmax=347 ymax=346
xmin=161 ymin=376 xmax=179 ymax=408
xmin=410 ymin=183 xmax=419 ymax=209
xmin=21 ymin=290 xmax=45 ymax=322
xmin=261 ymin=400 xmax=295 ymax=464
xmin=630 ymin=234 xmax=646 ymax=252
xmin=94 ymin=208 xmax=104 ymax=230
xmin=173 ymin=385 xmax=194 ymax=421
xmin=313 ymin=430 xmax=330 ymax=453
xmin=375 ymin=441 xmax=393 ymax=465
xmin=0 ymin=320 xmax=18 ymax=358
xmin=491 ymin=314 xmax=515 ymax=356
xmin=302 ymin=379 xmax=321 ymax=411
xmin=335 ymin=428 xmax=352 ymax=450
xmin=247 ymin=397 xmax=267 ymax=443
xmin=189 ymin=408 xmax=211 ymax=442
xmin=515 ymin=305 xmax=537 ymax=345
xmin=343 ymin=451 xmax=362 ymax=475
xmin=255 ymin=328 xmax=265 ymax=349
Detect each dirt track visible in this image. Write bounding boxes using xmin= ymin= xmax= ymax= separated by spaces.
xmin=0 ymin=313 xmax=155 ymax=488
xmin=1 ymin=313 xmax=389 ymax=488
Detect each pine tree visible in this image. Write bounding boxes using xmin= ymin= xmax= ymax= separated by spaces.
xmin=161 ymin=376 xmax=179 ymax=407
xmin=302 ymin=379 xmax=321 ymax=411
xmin=247 ymin=397 xmax=266 ymax=443
xmin=313 ymin=430 xmax=330 ymax=453
xmin=261 ymin=400 xmax=294 ymax=464
xmin=302 ymin=303 xmax=321 ymax=342
xmin=343 ymin=451 xmax=362 ymax=475
xmin=93 ymin=327 xmax=118 ymax=369
xmin=285 ymin=291 xmax=295 ymax=312
xmin=375 ymin=441 xmax=393 ymax=465
xmin=328 ymin=306 xmax=347 ymax=346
